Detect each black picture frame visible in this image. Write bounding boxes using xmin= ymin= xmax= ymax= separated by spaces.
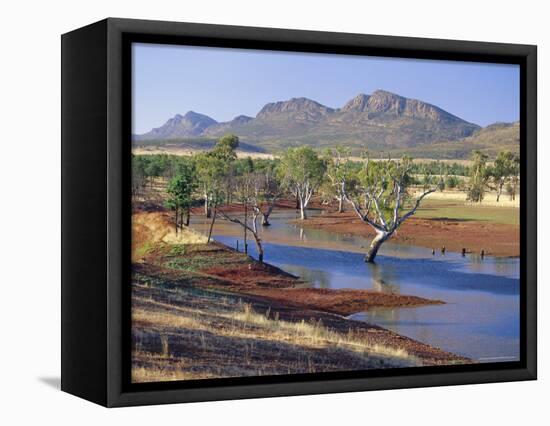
xmin=61 ymin=17 xmax=537 ymax=407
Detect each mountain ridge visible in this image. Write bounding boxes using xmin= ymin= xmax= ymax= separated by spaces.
xmin=133 ymin=90 xmax=516 ymax=158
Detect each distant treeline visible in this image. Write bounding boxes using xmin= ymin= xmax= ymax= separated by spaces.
xmin=132 ymin=153 xmax=279 ymax=183
xmin=132 ymin=154 xmax=467 ymax=200
xmin=409 ymin=161 xmax=470 ymax=177
xmin=133 ymin=145 xmax=518 ymax=206
xmin=132 ymin=153 xmax=471 ymax=185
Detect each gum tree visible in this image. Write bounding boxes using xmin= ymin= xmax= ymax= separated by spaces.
xmin=323 ymin=146 xmax=355 ymax=213
xmin=279 ymin=147 xmax=325 ymax=220
xmin=344 ymin=155 xmax=436 ymax=263
xmin=218 ymin=172 xmax=266 ymax=262
xmin=195 ymin=135 xmax=239 ymax=242
xmin=165 ymin=162 xmax=197 ymax=231
xmin=196 ymin=134 xmax=239 ymax=218
xmin=253 ymin=166 xmax=281 ymax=226
xmin=489 ymin=151 xmax=519 ymax=202
xmin=467 ymin=150 xmax=489 ymax=203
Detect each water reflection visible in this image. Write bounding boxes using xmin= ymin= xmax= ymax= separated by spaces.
xmin=280 ymin=265 xmax=332 ymax=289
xmin=370 ymin=263 xmax=401 ymax=294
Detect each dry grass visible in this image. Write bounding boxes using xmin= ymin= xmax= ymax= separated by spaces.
xmin=134 ymin=297 xmax=412 ymax=360
xmin=132 ymin=357 xmax=215 ymax=382
xmin=412 ymin=189 xmax=520 ymax=208
xmin=132 ymin=212 xmax=208 ymax=262
xmin=131 ymin=286 xmax=421 ymax=383
xmin=225 ymin=303 xmax=412 ymax=360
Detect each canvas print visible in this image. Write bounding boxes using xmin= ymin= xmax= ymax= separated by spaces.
xmin=130 ymin=43 xmax=520 ymax=383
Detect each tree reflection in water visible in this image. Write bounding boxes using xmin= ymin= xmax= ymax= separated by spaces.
xmin=368 ymin=263 xmax=401 ymax=294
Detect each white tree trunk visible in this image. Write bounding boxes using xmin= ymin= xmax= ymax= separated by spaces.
xmin=204 ymin=194 xmax=210 ymax=218
xmin=497 ymin=181 xmax=504 ymax=202
xmin=365 ymin=230 xmax=391 ymax=263
xmin=338 ymin=196 xmax=344 ymax=213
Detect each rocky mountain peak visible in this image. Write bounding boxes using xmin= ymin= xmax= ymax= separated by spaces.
xmin=138 ymin=111 xmax=217 ymax=140
xmin=365 ymin=90 xmax=463 ymax=124
xmin=256 ymin=97 xmax=334 ymax=119
xmin=366 ymin=90 xmax=407 ymax=114
xmin=341 ymin=93 xmax=371 ymax=112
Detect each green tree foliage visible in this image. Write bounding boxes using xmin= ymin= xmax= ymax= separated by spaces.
xmin=445 ymin=175 xmax=460 ymax=189
xmin=214 ymin=134 xmax=239 ymax=158
xmin=132 ymin=154 xmax=149 ymax=197
xmin=165 ymin=162 xmax=198 ymax=230
xmin=132 ymin=154 xmax=196 ymax=198
xmin=506 ymin=180 xmax=519 ymax=201
xmin=278 ymin=147 xmax=326 ymax=219
xmin=488 ymin=151 xmax=520 ymax=202
xmin=410 ymin=161 xmax=469 ymax=177
xmin=323 ymin=146 xmax=355 ymax=213
xmin=195 ymin=134 xmax=240 ymax=241
xmin=195 ymin=134 xmax=240 ymax=217
xmin=251 ymin=166 xmax=281 ymax=227
xmin=467 ymin=151 xmax=489 ymax=202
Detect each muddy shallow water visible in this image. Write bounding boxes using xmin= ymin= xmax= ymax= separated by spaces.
xmin=191 ymin=210 xmax=520 ymax=362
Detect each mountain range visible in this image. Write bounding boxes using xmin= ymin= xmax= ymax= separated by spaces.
xmin=134 ymin=90 xmax=518 ymax=159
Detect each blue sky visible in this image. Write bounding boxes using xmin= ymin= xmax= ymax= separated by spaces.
xmin=132 ymin=43 xmax=520 ymax=134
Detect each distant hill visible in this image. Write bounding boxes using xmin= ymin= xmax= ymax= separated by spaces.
xmin=135 ymin=111 xmax=217 ymax=140
xmin=134 ymin=90 xmax=518 ymax=159
xmin=389 ymin=121 xmax=520 ymax=159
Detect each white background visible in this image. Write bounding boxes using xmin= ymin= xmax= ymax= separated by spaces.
xmin=0 ymin=0 xmax=546 ymax=424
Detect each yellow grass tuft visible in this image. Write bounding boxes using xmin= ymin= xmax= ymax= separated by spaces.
xmin=226 ymin=303 xmax=415 ymax=361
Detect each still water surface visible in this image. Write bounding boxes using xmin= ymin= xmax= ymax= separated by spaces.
xmin=194 ymin=210 xmax=520 ymax=361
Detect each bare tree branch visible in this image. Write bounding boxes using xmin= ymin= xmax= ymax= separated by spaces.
xmin=218 ymin=209 xmax=256 ymax=235
xmin=371 ymin=195 xmax=387 ymax=229
xmin=397 ymin=188 xmax=436 ymax=226
xmin=344 ymin=193 xmax=385 ymax=232
xmin=392 ymin=182 xmax=403 ymax=227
